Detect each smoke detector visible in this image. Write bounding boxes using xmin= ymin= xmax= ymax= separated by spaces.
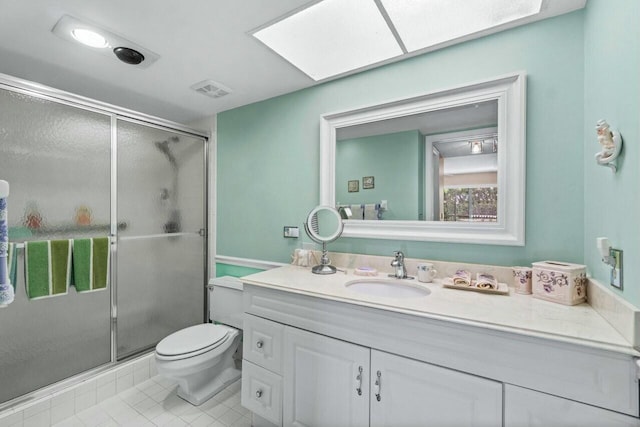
xmin=190 ymin=80 xmax=232 ymax=99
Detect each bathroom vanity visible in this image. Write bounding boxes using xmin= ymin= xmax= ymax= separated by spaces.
xmin=240 ymin=266 xmax=640 ymax=427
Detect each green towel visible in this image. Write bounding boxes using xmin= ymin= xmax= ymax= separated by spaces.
xmin=73 ymin=237 xmax=109 ymax=292
xmin=25 ymin=240 xmax=71 ymax=299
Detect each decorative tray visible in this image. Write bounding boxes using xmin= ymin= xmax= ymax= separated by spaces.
xmin=442 ymin=278 xmax=510 ymax=295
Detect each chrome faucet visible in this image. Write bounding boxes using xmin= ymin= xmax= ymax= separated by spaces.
xmin=389 ymin=251 xmax=410 ymax=279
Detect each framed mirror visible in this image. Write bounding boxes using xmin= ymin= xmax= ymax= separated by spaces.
xmin=319 ymin=72 xmax=526 ymax=245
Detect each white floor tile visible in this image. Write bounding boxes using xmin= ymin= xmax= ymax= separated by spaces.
xmin=231 ymin=415 xmax=252 ymax=427
xmin=75 ymin=406 xmax=111 ymax=427
xmin=52 ymin=415 xmax=85 ymax=427
xmin=118 ymin=389 xmax=148 ymax=406
xmin=152 ymin=377 xmax=175 ymax=389
xmin=138 ymin=381 xmax=165 ymax=398
xmin=15 ymin=374 xmax=251 ymax=427
xmin=204 ymin=403 xmax=231 ymax=419
xmin=217 ymin=409 xmax=243 ymax=427
xmin=151 ymin=411 xmax=189 ymax=427
xmin=189 ymin=413 xmax=218 ymax=427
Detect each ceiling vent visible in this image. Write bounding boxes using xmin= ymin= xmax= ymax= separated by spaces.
xmin=190 ymin=80 xmax=232 ymax=99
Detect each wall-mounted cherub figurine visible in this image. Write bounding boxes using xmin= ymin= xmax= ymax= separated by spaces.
xmin=594 ymin=119 xmax=622 ymax=172
xmin=596 ymin=119 xmax=615 ymax=155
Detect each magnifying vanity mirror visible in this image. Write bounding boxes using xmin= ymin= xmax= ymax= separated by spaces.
xmin=319 ymin=72 xmax=526 ymax=245
xmin=304 ymin=205 xmax=344 ymax=274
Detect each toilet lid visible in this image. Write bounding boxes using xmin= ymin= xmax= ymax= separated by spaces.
xmin=156 ymin=324 xmax=229 ymax=357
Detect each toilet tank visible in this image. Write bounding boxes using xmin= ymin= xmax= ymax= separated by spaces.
xmin=209 ymin=276 xmax=243 ymax=329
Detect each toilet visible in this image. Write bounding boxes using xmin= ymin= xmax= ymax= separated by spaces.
xmin=155 ymin=276 xmax=243 ymax=406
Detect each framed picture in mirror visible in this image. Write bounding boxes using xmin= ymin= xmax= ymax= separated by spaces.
xmin=348 ymin=180 xmax=359 ymax=192
xmin=363 ymin=176 xmax=374 ymax=189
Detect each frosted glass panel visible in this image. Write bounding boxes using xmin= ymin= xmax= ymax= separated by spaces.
xmin=0 ymin=87 xmax=111 ymax=404
xmin=116 ymin=120 xmax=205 ymax=359
xmin=116 ymin=235 xmax=205 ymax=358
xmin=117 ymin=120 xmax=205 ymax=237
xmin=0 ymin=89 xmax=111 ymax=240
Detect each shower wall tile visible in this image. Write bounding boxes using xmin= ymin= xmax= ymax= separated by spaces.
xmin=96 ymin=381 xmax=116 ymax=402
xmin=149 ymin=358 xmax=158 ymax=377
xmin=22 ymin=409 xmax=49 ymax=427
xmin=21 ymin=399 xmax=49 ymax=420
xmin=50 ymin=389 xmax=74 ymax=408
xmin=116 ymin=364 xmax=133 ymax=378
xmin=116 ymin=374 xmax=134 ymax=394
xmin=50 ymin=399 xmax=74 ymax=425
xmin=96 ymin=372 xmax=116 ymax=387
xmin=0 ymin=410 xmax=22 ymax=427
xmin=133 ymin=359 xmax=150 ymax=385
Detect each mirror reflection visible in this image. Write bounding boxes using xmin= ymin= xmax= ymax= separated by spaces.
xmin=335 ymin=100 xmax=498 ymax=222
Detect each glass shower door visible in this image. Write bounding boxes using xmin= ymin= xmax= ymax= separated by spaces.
xmin=116 ymin=119 xmax=206 ymax=359
xmin=0 ymin=87 xmax=112 ymax=404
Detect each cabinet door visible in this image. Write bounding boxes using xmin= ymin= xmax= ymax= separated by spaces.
xmin=283 ymin=327 xmax=369 ymax=427
xmin=370 ymin=350 xmax=502 ymax=427
xmin=505 ymin=384 xmax=640 ymax=427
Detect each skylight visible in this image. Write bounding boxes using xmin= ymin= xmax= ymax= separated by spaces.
xmin=253 ymin=0 xmax=403 ymax=81
xmin=253 ymin=0 xmax=547 ymax=81
xmin=380 ymin=0 xmax=543 ymax=52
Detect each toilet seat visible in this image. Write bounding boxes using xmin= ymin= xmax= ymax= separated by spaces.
xmin=156 ymin=324 xmax=230 ymax=360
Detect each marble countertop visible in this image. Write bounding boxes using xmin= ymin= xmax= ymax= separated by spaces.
xmin=242 ymin=265 xmax=638 ymax=355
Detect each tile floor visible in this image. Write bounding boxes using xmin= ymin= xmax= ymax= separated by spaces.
xmin=52 ymin=376 xmax=250 ymax=427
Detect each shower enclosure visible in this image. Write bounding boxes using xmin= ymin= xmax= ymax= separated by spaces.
xmin=0 ymin=75 xmax=208 ymax=405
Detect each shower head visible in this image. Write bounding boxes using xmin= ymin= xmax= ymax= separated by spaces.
xmin=154 ymin=137 xmax=178 ymax=168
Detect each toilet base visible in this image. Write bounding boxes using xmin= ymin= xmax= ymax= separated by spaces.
xmin=176 ymin=365 xmax=241 ymax=406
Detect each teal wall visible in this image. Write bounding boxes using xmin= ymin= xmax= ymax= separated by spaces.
xmin=216 ymin=9 xmax=640 ymax=301
xmin=218 ymin=10 xmax=584 ymax=267
xmin=583 ymin=0 xmax=640 ymax=305
xmin=215 ymin=263 xmax=264 ymax=278
xmin=336 ymin=130 xmax=421 ymax=220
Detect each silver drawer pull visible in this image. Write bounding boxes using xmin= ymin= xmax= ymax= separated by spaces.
xmin=256 ymin=340 xmax=264 ymax=349
xmin=355 ymin=366 xmax=363 ymax=396
xmin=256 ymin=389 xmax=263 ymax=398
xmin=374 ymin=370 xmax=382 ymax=402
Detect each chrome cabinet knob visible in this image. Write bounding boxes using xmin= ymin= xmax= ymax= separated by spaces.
xmin=256 ymin=340 xmax=264 ymax=349
xmin=256 ymin=389 xmax=263 ymax=398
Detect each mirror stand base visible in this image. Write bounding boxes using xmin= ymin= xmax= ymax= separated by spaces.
xmin=312 ymin=264 xmax=337 ymax=275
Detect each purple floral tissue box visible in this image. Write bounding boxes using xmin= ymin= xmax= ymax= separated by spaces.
xmin=532 ymin=261 xmax=587 ymax=306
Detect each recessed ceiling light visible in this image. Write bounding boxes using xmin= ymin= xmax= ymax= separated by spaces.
xmin=379 ymin=0 xmax=543 ymax=52
xmin=253 ymin=0 xmax=403 ymax=81
xmin=52 ymin=15 xmax=160 ymax=68
xmin=71 ymin=28 xmax=108 ymax=48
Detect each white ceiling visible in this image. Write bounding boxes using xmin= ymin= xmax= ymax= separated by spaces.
xmin=0 ymin=0 xmax=585 ymax=125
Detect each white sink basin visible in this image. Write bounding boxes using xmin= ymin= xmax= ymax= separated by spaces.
xmin=345 ymin=279 xmax=431 ymax=298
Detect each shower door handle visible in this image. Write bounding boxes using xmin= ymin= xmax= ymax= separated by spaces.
xmin=198 ymin=228 xmax=205 ymax=237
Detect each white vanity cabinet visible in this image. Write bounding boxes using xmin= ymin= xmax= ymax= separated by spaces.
xmin=504 ymin=385 xmax=640 ymax=427
xmin=283 ymin=326 xmax=369 ymax=427
xmin=241 ymin=314 xmax=285 ymax=426
xmin=369 ymin=349 xmax=502 ymax=427
xmin=273 ymin=321 xmax=502 ymax=427
xmin=241 ymin=281 xmax=640 ymax=427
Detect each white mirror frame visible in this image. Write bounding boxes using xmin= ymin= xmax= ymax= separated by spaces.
xmin=319 ymin=72 xmax=526 ymax=245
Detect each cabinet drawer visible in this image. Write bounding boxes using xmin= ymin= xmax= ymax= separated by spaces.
xmin=244 ymin=314 xmax=284 ymax=374
xmin=241 ymin=360 xmax=282 ymax=426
